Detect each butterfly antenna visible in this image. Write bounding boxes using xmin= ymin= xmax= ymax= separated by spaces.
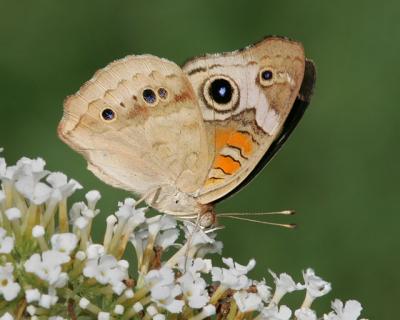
xmin=218 ymin=211 xmax=297 ymax=229
xmin=220 ymin=215 xmax=296 ymax=229
xmin=218 ymin=210 xmax=295 ymax=217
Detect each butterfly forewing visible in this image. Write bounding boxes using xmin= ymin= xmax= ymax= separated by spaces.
xmin=58 ymin=55 xmax=211 ymax=198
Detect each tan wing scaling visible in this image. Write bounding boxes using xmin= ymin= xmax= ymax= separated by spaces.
xmin=58 ymin=55 xmax=212 ymax=200
xmin=183 ymin=37 xmax=306 ymax=204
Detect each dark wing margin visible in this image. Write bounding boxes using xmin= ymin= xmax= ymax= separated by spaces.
xmin=213 ymin=59 xmax=316 ymax=204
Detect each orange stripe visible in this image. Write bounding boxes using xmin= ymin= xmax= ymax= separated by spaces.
xmin=215 ymin=128 xmax=254 ymax=158
xmin=228 ymin=131 xmax=253 ymax=157
xmin=214 ymin=155 xmax=241 ymax=175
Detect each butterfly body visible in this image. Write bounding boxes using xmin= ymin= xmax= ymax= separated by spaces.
xmin=58 ymin=37 xmax=315 ymax=227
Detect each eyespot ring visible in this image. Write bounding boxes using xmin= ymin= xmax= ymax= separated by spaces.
xmin=142 ymin=88 xmax=158 ymax=105
xmin=100 ymin=108 xmax=116 ymax=122
xmin=202 ymin=75 xmax=239 ymax=113
xmin=259 ymin=68 xmax=274 ymax=87
xmin=158 ymin=87 xmax=168 ymax=100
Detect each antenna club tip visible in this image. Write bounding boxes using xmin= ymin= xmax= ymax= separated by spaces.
xmin=284 ymin=210 xmax=296 ymax=215
xmin=289 ymin=223 xmax=297 ymax=229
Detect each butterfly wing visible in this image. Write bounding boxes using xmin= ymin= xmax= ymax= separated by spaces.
xmin=183 ymin=37 xmax=313 ymax=204
xmin=58 ymin=55 xmax=212 ymax=199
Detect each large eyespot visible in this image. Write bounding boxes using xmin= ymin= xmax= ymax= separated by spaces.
xmin=259 ymin=68 xmax=274 ymax=86
xmin=142 ymin=88 xmax=157 ymax=105
xmin=202 ymin=75 xmax=239 ymax=112
xmin=157 ymin=87 xmax=168 ymax=100
xmin=101 ymin=108 xmax=116 ymax=121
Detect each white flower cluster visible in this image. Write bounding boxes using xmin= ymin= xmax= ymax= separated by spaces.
xmin=0 ymin=151 xmax=367 ymax=319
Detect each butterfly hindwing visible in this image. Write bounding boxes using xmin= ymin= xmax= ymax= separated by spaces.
xmin=183 ymin=37 xmax=308 ymax=204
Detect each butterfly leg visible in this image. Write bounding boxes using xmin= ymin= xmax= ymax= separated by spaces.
xmin=134 ymin=186 xmax=162 ymax=208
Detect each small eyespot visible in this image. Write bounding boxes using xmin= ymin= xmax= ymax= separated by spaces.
xmin=142 ymin=89 xmax=157 ymax=105
xmin=259 ymin=68 xmax=274 ymax=86
xmin=101 ymin=108 xmax=115 ymax=121
xmin=262 ymin=70 xmax=273 ymax=80
xmin=158 ymin=88 xmax=168 ymax=100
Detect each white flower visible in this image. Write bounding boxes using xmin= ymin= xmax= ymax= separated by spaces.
xmin=25 ymin=288 xmax=41 ymax=303
xmin=199 ymin=304 xmax=216 ymax=318
xmin=145 ymin=266 xmax=175 ymax=289
xmin=270 ymin=270 xmax=304 ymax=293
xmin=115 ymin=198 xmax=146 ymax=226
xmin=24 ymin=250 xmax=70 ymax=288
xmin=303 ymin=268 xmax=332 ymax=298
xmin=145 ymin=267 xmax=184 ymax=313
xmin=148 ymin=215 xmax=176 ymax=235
xmin=12 ymin=158 xmax=51 ymax=204
xmin=5 ymin=157 xmax=47 ymax=183
xmin=260 ymin=305 xmax=292 ymax=320
xmin=49 ymin=317 xmax=66 ymax=320
xmin=69 ymin=202 xmax=87 ymax=222
xmin=177 ymin=257 xmax=212 ymax=276
xmin=5 ymin=207 xmax=21 ymax=221
xmin=83 ymin=254 xmax=128 ymax=294
xmin=74 ymin=216 xmax=88 ymax=229
xmin=196 ymin=236 xmax=223 ymax=258
xmin=269 ymin=270 xmax=304 ymax=304
xmin=46 ymin=172 xmax=82 ymax=201
xmin=129 ymin=228 xmax=149 ymax=260
xmin=132 ymin=302 xmax=143 ymax=313
xmin=156 ymin=284 xmax=184 ymax=313
xmin=233 ymin=290 xmax=263 ymax=312
xmin=16 ymin=175 xmax=52 ymax=204
xmin=295 ymin=308 xmax=317 ymax=320
xmin=85 ymin=190 xmax=101 ymax=209
xmin=32 ymin=225 xmax=45 ymax=238
xmin=86 ymin=244 xmax=105 ymax=259
xmin=39 ymin=294 xmax=58 ymax=309
xmin=211 ymin=257 xmax=255 ymax=290
xmin=0 ymin=312 xmax=14 ymax=320
xmin=98 ymin=312 xmax=110 ymax=320
xmin=0 ymin=263 xmax=21 ymax=301
xmin=155 ymin=228 xmax=179 ymax=250
xmin=178 ymin=271 xmax=210 ymax=309
xmin=26 ymin=305 xmax=36 ymax=316
xmin=114 ymin=304 xmax=125 ymax=314
xmin=324 ymin=299 xmax=363 ymax=320
xmin=0 ymin=227 xmax=14 ymax=253
xmin=79 ymin=297 xmax=90 ymax=309
xmin=254 ymin=280 xmax=272 ymax=303
xmin=183 ymin=222 xmax=215 ymax=247
xmin=51 ymin=233 xmax=78 ymax=255
xmin=146 ymin=305 xmax=158 ymax=317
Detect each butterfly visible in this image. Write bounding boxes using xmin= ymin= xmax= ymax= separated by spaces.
xmin=58 ymin=36 xmax=316 ymax=228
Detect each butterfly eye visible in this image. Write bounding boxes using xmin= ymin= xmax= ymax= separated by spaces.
xmin=158 ymin=88 xmax=168 ymax=100
xmin=101 ymin=108 xmax=116 ymax=121
xmin=142 ymin=88 xmax=157 ymax=105
xmin=203 ymin=76 xmax=239 ymax=112
xmin=259 ymin=68 xmax=274 ymax=86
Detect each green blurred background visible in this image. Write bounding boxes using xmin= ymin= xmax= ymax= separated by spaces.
xmin=1 ymin=0 xmax=398 ymax=318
